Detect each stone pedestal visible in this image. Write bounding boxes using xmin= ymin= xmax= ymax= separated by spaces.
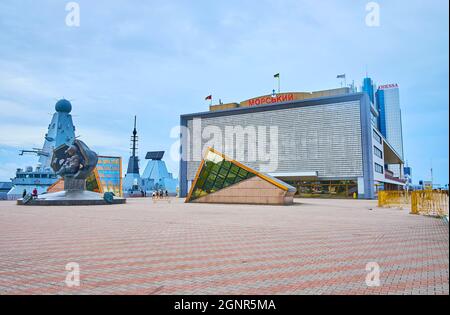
xmin=64 ymin=177 xmax=86 ymax=191
xmin=17 ymin=176 xmax=126 ymax=206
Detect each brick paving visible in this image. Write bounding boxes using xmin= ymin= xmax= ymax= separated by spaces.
xmin=0 ymin=198 xmax=448 ymax=295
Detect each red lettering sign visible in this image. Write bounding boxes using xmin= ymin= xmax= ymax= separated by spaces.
xmin=247 ymin=94 xmax=295 ymax=107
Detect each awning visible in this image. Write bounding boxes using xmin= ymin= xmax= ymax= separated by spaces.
xmin=268 ymin=171 xmax=319 ymax=181
xmin=383 ymin=140 xmax=404 ymax=165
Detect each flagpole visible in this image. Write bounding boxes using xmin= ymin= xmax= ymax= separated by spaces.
xmin=274 ymin=74 xmax=280 ymax=94
xmin=337 ymin=74 xmax=346 ymax=88
xmin=278 ymin=75 xmax=281 ymax=94
xmin=205 ymin=95 xmax=213 ymax=106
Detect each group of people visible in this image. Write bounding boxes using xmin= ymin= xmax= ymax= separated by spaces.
xmin=152 ymin=189 xmax=169 ymax=200
xmin=22 ymin=188 xmax=38 ymax=199
xmin=22 ymin=187 xmax=172 ymax=200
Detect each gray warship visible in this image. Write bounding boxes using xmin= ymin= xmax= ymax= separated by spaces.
xmin=7 ymin=99 xmax=76 ymax=199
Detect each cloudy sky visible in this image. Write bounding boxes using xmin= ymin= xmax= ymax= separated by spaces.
xmin=0 ymin=0 xmax=448 ymax=186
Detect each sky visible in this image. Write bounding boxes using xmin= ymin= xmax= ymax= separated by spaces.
xmin=0 ymin=0 xmax=448 ymax=186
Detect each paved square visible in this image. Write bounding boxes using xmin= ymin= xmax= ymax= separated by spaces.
xmin=0 ymin=198 xmax=448 ymax=295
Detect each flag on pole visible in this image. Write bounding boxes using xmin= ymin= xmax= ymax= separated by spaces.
xmin=336 ymin=74 xmax=346 ymax=79
xmin=274 ymin=73 xmax=281 ymax=93
xmin=205 ymin=95 xmax=212 ymax=101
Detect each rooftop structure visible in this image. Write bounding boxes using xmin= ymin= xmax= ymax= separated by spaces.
xmin=142 ymin=151 xmax=178 ymax=194
xmin=209 ymin=87 xmax=352 ymax=112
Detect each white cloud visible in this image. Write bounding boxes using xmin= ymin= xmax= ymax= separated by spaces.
xmin=0 ymin=62 xmax=59 ymax=99
xmin=0 ymin=99 xmax=50 ymax=121
xmin=0 ymin=123 xmax=46 ymax=147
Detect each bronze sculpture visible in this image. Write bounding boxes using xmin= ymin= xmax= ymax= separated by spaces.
xmin=51 ymin=140 xmax=98 ymax=181
xmin=55 ymin=145 xmax=81 ymax=176
xmin=17 ymin=100 xmax=125 ymax=206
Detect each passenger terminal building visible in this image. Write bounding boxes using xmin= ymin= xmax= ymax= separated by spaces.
xmin=179 ymin=80 xmax=406 ymax=199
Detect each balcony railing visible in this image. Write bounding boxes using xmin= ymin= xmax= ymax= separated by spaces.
xmin=385 ymin=172 xmax=406 ymax=184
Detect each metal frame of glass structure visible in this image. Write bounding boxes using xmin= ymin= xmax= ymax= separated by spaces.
xmin=186 ymin=148 xmax=292 ymax=202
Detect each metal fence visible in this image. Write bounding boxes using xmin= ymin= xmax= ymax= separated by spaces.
xmin=378 ymin=190 xmax=449 ymax=218
xmin=411 ymin=190 xmax=449 ymax=217
xmin=378 ymin=191 xmax=411 ymax=209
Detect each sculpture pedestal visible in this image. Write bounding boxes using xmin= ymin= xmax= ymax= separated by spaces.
xmin=17 ymin=177 xmax=126 ymax=206
xmin=64 ymin=177 xmax=86 ymax=191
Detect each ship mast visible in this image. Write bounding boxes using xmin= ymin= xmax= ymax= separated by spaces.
xmin=126 ymin=116 xmax=139 ymax=174
xmin=132 ymin=115 xmax=137 ymax=158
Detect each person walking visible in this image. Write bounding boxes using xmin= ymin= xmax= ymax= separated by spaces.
xmin=22 ymin=189 xmax=27 ymax=198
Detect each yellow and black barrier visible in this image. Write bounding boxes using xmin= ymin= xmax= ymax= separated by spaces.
xmin=411 ymin=190 xmax=449 ymax=217
xmin=378 ymin=191 xmax=411 ymax=209
xmin=378 ymin=190 xmax=449 ymax=218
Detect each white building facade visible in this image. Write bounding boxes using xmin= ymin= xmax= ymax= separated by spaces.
xmin=180 ymin=93 xmax=406 ymax=199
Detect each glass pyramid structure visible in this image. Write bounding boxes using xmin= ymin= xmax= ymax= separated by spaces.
xmin=186 ymin=148 xmax=296 ymax=203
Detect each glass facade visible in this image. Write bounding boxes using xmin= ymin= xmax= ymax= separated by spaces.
xmin=371 ymin=112 xmax=379 ymax=129
xmin=188 ymin=150 xmax=255 ymax=202
xmin=376 ymin=87 xmax=404 ymax=159
xmin=285 ymin=180 xmax=358 ymax=198
xmin=363 ymin=77 xmax=375 ymax=103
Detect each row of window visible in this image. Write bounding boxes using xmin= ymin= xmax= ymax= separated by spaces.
xmin=16 ymin=174 xmax=57 ymax=179
xmin=371 ymin=113 xmax=379 ymax=129
xmin=375 ymin=163 xmax=384 ymax=174
xmin=373 ymin=130 xmax=382 ymax=144
xmin=373 ymin=146 xmax=383 ymax=159
xmin=373 ymin=129 xmax=385 ymax=175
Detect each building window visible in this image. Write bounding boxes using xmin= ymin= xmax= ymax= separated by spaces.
xmin=374 ymin=146 xmax=383 ymax=159
xmin=371 ymin=113 xmax=379 ymax=129
xmin=373 ymin=130 xmax=382 ymax=144
xmin=375 ymin=163 xmax=384 ymax=174
xmin=285 ymin=180 xmax=358 ymax=199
